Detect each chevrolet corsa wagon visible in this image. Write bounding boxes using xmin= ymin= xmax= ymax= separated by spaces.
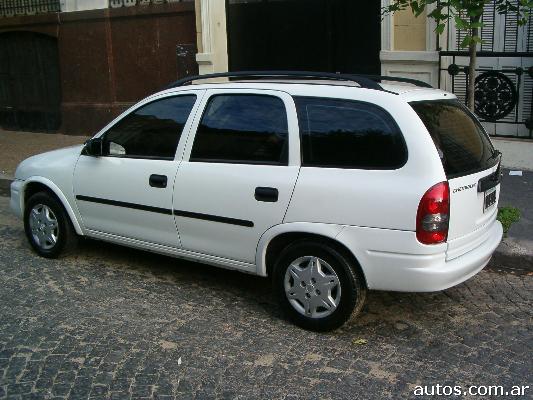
xmin=10 ymin=71 xmax=503 ymax=331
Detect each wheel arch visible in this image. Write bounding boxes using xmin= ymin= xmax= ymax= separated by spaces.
xmin=22 ymin=177 xmax=83 ymax=235
xmin=256 ymin=223 xmax=367 ymax=286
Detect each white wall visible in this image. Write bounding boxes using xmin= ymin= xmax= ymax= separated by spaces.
xmin=380 ymin=0 xmax=440 ymax=87
xmin=61 ymin=0 xmax=108 ymax=12
xmin=380 ymin=51 xmax=440 ymax=87
xmin=195 ymin=0 xmax=229 ymax=75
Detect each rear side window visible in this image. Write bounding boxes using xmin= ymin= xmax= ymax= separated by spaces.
xmin=410 ymin=100 xmax=496 ymax=178
xmin=104 ymin=95 xmax=197 ymax=159
xmin=190 ymin=94 xmax=288 ymax=165
xmin=294 ymin=97 xmax=406 ymax=169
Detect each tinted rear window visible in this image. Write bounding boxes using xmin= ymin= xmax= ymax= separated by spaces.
xmin=295 ymin=97 xmax=407 ymax=169
xmin=410 ymin=100 xmax=497 ymax=178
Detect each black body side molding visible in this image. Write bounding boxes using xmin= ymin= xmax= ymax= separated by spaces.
xmin=173 ymin=210 xmax=254 ymax=227
xmin=76 ymin=195 xmax=172 ymax=215
xmin=75 ymin=195 xmax=253 ymax=227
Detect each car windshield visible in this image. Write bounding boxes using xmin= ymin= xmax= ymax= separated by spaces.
xmin=410 ymin=99 xmax=497 ymax=178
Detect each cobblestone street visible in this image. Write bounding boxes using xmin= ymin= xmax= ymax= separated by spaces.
xmin=0 ymin=196 xmax=531 ymax=399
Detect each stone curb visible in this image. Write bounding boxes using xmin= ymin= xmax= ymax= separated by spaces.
xmin=0 ymin=177 xmax=530 ymax=272
xmin=0 ymin=178 xmax=10 ymax=197
xmin=488 ymin=250 xmax=533 ymax=274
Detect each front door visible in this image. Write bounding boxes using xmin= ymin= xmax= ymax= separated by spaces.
xmin=173 ymin=89 xmax=300 ymax=263
xmin=73 ymin=92 xmax=201 ymax=248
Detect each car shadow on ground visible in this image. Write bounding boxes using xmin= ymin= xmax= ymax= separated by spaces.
xmin=66 ymin=237 xmax=473 ymax=336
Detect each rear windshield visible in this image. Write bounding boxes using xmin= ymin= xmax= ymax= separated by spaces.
xmin=410 ymin=100 xmax=497 ymax=178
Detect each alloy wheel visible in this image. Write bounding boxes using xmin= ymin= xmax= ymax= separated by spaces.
xmin=28 ymin=204 xmax=59 ymax=250
xmin=284 ymin=256 xmax=341 ymax=318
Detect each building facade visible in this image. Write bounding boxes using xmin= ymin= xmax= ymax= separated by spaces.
xmin=1 ymin=0 xmax=531 ymax=137
xmin=0 ymin=0 xmax=197 ymax=134
xmin=194 ymin=0 xmax=532 ymax=139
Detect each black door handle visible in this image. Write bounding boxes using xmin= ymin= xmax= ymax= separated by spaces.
xmin=149 ymin=174 xmax=167 ymax=188
xmin=255 ymin=187 xmax=278 ymax=202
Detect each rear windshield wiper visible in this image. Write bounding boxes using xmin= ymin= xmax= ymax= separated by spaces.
xmin=488 ymin=149 xmax=501 ymax=161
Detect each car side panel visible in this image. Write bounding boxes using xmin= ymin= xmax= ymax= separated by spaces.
xmin=73 ymin=157 xmax=181 ymax=247
xmin=256 ymin=220 xmax=499 ymax=292
xmin=336 ymin=222 xmax=501 ymax=291
xmin=174 ymin=89 xmax=301 ymax=264
xmin=17 ymin=176 xmax=84 ymax=235
xmin=284 ymin=96 xmax=445 ymax=231
xmin=255 ymin=222 xmax=347 ymax=276
xmin=14 ymin=146 xmax=85 ymax=235
xmin=256 ymin=222 xmax=448 ymax=276
xmin=72 ymin=90 xmax=205 ymax=248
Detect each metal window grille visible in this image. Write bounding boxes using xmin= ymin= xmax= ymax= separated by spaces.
xmin=438 ymin=0 xmax=533 ymax=138
xmin=452 ymin=0 xmax=531 ymax=53
xmin=0 ymin=0 xmax=60 ymax=18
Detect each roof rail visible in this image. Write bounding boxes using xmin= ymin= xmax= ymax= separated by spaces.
xmin=164 ymin=71 xmax=432 ymax=91
xmin=363 ymin=74 xmax=432 ymax=88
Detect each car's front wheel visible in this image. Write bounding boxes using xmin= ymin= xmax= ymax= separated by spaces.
xmin=273 ymin=240 xmax=367 ymax=332
xmin=24 ymin=192 xmax=77 ymax=258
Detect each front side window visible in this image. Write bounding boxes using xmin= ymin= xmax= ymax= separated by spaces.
xmin=295 ymin=97 xmax=407 ymax=169
xmin=103 ymin=95 xmax=197 ymax=159
xmin=190 ymin=94 xmax=289 ymax=164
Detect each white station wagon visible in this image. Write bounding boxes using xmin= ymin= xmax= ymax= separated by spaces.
xmin=10 ymin=71 xmax=503 ymax=331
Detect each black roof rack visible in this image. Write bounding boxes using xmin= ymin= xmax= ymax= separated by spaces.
xmin=358 ymin=74 xmax=433 ymax=88
xmin=164 ymin=70 xmax=432 ymax=91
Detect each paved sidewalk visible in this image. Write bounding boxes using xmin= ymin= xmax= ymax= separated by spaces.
xmin=492 ymin=137 xmax=533 ymax=172
xmin=493 ymin=169 xmax=533 ymax=270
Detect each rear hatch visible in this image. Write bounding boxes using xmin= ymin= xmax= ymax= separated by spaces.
xmin=411 ymin=100 xmax=501 ymax=260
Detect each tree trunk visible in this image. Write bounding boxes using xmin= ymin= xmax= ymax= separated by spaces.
xmin=467 ymin=21 xmax=479 ymax=112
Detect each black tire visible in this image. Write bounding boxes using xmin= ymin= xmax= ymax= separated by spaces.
xmin=24 ymin=191 xmax=77 ymax=258
xmin=273 ymin=240 xmax=367 ymax=332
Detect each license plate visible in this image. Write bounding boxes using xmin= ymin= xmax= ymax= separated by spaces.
xmin=484 ymin=188 xmax=497 ymax=212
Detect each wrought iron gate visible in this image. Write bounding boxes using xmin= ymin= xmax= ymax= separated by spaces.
xmin=0 ymin=32 xmax=61 ymax=132
xmin=437 ymin=0 xmax=533 ymax=138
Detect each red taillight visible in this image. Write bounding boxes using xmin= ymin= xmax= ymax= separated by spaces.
xmin=416 ymin=181 xmax=450 ymax=245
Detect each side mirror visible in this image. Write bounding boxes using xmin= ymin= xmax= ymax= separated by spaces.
xmin=84 ymin=137 xmax=103 ymax=157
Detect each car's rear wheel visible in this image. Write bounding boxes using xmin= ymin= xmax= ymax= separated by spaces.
xmin=273 ymin=240 xmax=367 ymax=331
xmin=24 ymin=192 xmax=77 ymax=258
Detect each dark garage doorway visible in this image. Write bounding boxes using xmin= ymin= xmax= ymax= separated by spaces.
xmin=227 ymin=0 xmax=381 ymax=74
xmin=0 ymin=32 xmax=61 ymax=132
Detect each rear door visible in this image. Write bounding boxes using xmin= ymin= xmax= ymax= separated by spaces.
xmin=411 ymin=100 xmax=501 ymax=258
xmin=173 ymin=89 xmax=300 ymax=263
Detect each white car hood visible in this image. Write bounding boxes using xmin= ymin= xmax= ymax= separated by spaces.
xmin=15 ymin=145 xmax=84 ymax=181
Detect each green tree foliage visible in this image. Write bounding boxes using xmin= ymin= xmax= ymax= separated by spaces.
xmin=497 ymin=206 xmax=521 ymax=236
xmin=383 ymin=1 xmax=532 ymax=110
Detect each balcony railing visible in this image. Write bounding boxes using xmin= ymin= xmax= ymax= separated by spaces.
xmin=109 ymin=0 xmax=192 ymax=7
xmin=0 ymin=0 xmax=193 ymax=17
xmin=0 ymin=0 xmax=60 ymax=18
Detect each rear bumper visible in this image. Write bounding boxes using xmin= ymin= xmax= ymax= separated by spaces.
xmin=390 ymin=221 xmax=502 ymax=292
xmin=337 ymin=221 xmax=503 ymax=292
